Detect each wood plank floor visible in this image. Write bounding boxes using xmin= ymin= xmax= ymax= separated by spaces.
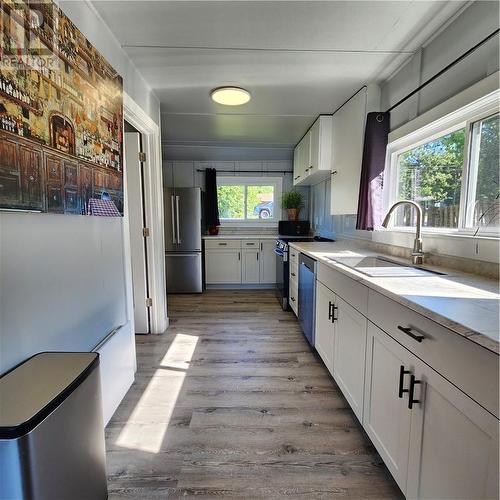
xmin=106 ymin=290 xmax=403 ymax=499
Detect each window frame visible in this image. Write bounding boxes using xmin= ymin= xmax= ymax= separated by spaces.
xmin=383 ymin=90 xmax=499 ymax=237
xmin=216 ymin=176 xmax=283 ymax=227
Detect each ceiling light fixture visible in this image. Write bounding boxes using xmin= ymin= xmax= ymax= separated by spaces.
xmin=210 ymin=86 xmax=251 ymax=106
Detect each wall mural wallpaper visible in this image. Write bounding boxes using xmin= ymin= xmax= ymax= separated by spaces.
xmin=0 ymin=0 xmax=124 ymax=216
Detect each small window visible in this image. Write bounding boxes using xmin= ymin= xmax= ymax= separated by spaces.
xmin=395 ymin=128 xmax=465 ymax=229
xmin=217 ymin=177 xmax=282 ymax=224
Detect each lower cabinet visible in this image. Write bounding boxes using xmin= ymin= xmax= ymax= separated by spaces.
xmin=364 ymin=321 xmax=499 ymax=499
xmin=205 ymin=239 xmax=276 ymax=285
xmin=259 ymin=240 xmax=276 ymax=283
xmin=242 ymin=248 xmax=260 ymax=284
xmin=333 ymin=295 xmax=367 ymax=422
xmin=364 ymin=322 xmax=413 ymax=492
xmin=205 ymin=249 xmax=241 ymax=284
xmin=314 ymin=280 xmax=336 ymax=375
xmin=406 ymin=355 xmax=499 ymax=500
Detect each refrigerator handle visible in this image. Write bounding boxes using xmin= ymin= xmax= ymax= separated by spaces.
xmin=175 ymin=195 xmax=181 ymax=244
xmin=170 ymin=195 xmax=176 ymax=244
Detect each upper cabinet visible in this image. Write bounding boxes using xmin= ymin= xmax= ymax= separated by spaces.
xmin=330 ymin=84 xmax=381 ymax=215
xmin=293 ymin=115 xmax=332 ymax=186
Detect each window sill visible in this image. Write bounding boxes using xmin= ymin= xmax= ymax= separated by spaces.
xmin=376 ymin=227 xmax=500 ymax=241
xmin=220 ymin=221 xmax=278 ymax=228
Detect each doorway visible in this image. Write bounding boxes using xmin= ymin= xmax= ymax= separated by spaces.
xmin=125 ymin=122 xmax=150 ymax=334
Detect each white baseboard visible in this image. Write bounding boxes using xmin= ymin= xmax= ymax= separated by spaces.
xmin=205 ymin=284 xmax=276 ymax=290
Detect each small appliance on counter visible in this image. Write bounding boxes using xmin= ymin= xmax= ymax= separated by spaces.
xmin=278 ymin=220 xmax=310 ymax=237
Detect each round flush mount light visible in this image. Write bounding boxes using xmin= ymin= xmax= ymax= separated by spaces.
xmin=210 ymin=86 xmax=251 ymax=106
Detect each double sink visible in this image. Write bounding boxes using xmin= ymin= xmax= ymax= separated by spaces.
xmin=325 ymin=255 xmax=446 ymax=278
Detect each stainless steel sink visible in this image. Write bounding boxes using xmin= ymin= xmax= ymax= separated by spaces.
xmin=325 ymin=255 xmax=446 ymax=277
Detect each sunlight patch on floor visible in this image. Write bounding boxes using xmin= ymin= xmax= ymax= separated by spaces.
xmin=115 ymin=333 xmax=199 ymax=453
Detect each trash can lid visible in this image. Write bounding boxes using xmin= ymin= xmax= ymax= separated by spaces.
xmin=0 ymin=352 xmax=99 ymax=439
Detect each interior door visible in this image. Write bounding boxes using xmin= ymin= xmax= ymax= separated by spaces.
xmin=125 ymin=132 xmax=149 ymax=334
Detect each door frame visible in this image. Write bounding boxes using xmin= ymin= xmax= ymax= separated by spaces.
xmin=123 ymin=92 xmax=168 ymax=334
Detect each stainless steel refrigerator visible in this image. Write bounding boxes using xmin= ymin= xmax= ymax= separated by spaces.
xmin=164 ymin=187 xmax=203 ymax=293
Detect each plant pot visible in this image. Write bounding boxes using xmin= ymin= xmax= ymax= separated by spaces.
xmin=287 ymin=208 xmax=300 ymax=221
xmin=208 ymin=225 xmax=219 ymax=236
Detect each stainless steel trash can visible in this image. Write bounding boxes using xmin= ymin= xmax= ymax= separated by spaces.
xmin=0 ymin=352 xmax=108 ymax=500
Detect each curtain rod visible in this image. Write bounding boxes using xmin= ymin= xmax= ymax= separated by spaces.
xmin=386 ymin=28 xmax=500 ymax=113
xmin=196 ymin=169 xmax=291 ymax=174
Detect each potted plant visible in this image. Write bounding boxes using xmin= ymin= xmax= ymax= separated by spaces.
xmin=281 ymin=190 xmax=303 ymax=221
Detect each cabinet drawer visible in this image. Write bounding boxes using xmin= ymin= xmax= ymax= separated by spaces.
xmin=242 ymin=239 xmax=260 ymax=248
xmin=317 ymin=262 xmax=368 ymax=315
xmin=205 ymin=239 xmax=242 ymax=250
xmin=289 ymin=259 xmax=299 ymax=281
xmin=289 ymin=276 xmax=298 ymax=315
xmin=368 ymin=290 xmax=499 ymax=418
xmin=289 ymin=247 xmax=299 ymax=262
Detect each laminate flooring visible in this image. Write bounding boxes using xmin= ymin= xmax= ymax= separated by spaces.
xmin=106 ymin=290 xmax=403 ymax=499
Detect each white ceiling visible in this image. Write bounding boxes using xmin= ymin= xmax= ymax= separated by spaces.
xmin=92 ymin=1 xmax=467 ymax=159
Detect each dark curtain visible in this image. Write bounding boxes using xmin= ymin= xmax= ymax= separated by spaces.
xmin=205 ymin=168 xmax=220 ymax=227
xmin=356 ymin=111 xmax=390 ymax=230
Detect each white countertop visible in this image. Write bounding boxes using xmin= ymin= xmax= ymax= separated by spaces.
xmin=202 ymin=234 xmax=279 ymax=240
xmin=289 ymin=240 xmax=499 ymax=355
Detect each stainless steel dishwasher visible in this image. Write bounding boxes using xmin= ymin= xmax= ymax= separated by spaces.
xmin=298 ymin=253 xmax=316 ymax=346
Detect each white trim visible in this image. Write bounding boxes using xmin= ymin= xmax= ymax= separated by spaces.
xmin=383 ymin=90 xmax=499 ymax=231
xmin=217 ymin=175 xmax=283 ymax=227
xmin=123 ymin=92 xmax=168 ymax=334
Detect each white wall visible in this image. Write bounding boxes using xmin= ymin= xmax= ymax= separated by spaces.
xmin=0 ymin=1 xmax=160 ymax=383
xmin=381 ymin=1 xmax=499 ymax=131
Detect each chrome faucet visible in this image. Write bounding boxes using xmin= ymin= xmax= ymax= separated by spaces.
xmin=382 ymin=200 xmax=424 ymax=265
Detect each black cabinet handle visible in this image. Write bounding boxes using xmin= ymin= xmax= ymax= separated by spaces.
xmin=238 ymin=252 xmax=240 ymax=261
xmin=398 ymin=325 xmax=425 ymax=343
xmin=332 ymin=305 xmax=338 ymax=323
xmin=398 ymin=365 xmax=410 ymax=398
xmin=256 ymin=253 xmax=259 ymax=261
xmin=328 ymin=301 xmax=334 ymax=320
xmin=408 ymin=374 xmax=422 ymax=409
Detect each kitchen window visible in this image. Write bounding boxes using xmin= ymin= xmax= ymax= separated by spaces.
xmin=217 ymin=176 xmax=282 ymax=225
xmin=385 ymin=92 xmax=499 ymax=237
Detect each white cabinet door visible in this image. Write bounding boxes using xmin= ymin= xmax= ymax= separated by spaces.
xmin=314 ymin=281 xmax=336 ymax=375
xmin=242 ymin=248 xmax=260 ymax=284
xmin=259 ymin=240 xmax=276 ymax=284
xmin=308 ymin=119 xmax=319 ymax=173
xmin=205 ymin=250 xmax=241 ymax=284
xmin=330 ymin=84 xmax=380 ymax=215
xmin=364 ymin=322 xmax=412 ymax=492
xmin=406 ymin=356 xmax=499 ymax=500
xmin=333 ymin=295 xmax=367 ymax=422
